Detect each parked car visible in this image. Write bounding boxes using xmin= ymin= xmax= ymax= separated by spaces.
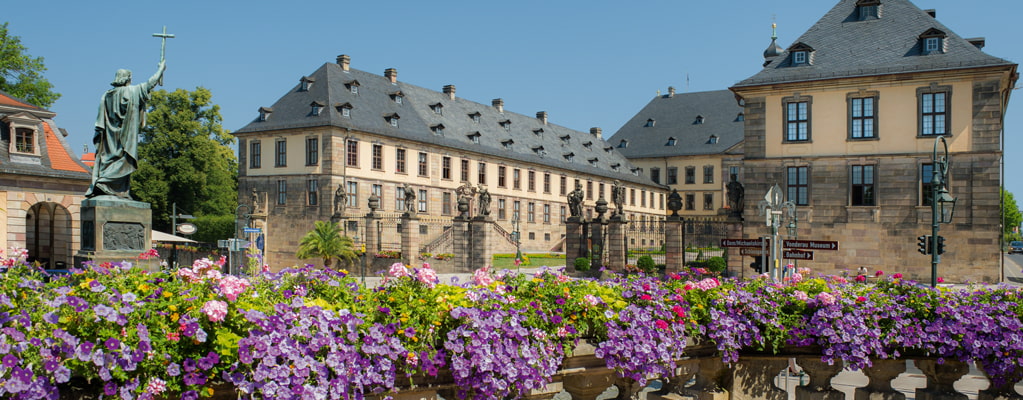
xmin=1009 ymin=241 xmax=1023 ymax=254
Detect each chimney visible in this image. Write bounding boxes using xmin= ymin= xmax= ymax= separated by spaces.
xmin=590 ymin=127 xmax=602 ymax=137
xmin=536 ymin=111 xmax=548 ymax=125
xmin=924 ymin=9 xmax=936 ymax=17
xmin=337 ymin=54 xmax=350 ymax=71
xmin=668 ymin=86 xmax=676 ymax=98
xmin=443 ymin=84 xmax=456 ymax=100
xmin=492 ymin=98 xmax=504 ymax=113
xmin=966 ymin=37 xmax=986 ymax=49
xmin=384 ymin=68 xmax=397 ymax=84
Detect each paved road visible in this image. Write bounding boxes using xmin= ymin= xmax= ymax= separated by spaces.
xmin=1005 ymin=253 xmax=1023 ymax=285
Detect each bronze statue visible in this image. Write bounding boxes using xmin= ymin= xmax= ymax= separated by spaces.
xmin=568 ymin=183 xmax=585 ymax=217
xmin=477 ymin=184 xmax=491 ymax=216
xmin=611 ymin=180 xmax=626 ymax=216
xmin=727 ymin=174 xmax=745 ymax=214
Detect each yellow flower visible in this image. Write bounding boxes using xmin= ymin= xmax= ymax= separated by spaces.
xmin=412 ymin=336 xmax=419 ymax=342
xmin=400 ymin=317 xmax=409 ymax=323
xmin=171 ymin=313 xmax=179 ymax=322
xmin=169 ymin=305 xmax=178 ymax=312
xmin=138 ymin=283 xmax=150 ymax=292
xmin=204 ymin=387 xmax=214 ymax=397
xmin=163 ymin=291 xmax=173 ymax=298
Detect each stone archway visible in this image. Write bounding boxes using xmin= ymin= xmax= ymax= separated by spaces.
xmin=26 ymin=202 xmax=73 ymax=269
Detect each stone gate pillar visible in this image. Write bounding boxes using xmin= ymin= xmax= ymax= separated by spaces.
xmin=469 ymin=216 xmax=494 ymax=270
xmin=400 ymin=212 xmax=420 ymax=266
xmin=606 ymin=215 xmax=627 ymax=272
xmin=725 ymin=216 xmax=744 ymax=277
xmin=565 ymin=217 xmax=585 ymax=271
xmin=665 ymin=216 xmax=684 ymax=273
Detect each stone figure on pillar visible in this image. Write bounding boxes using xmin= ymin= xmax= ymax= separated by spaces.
xmin=334 ymin=184 xmax=347 ymax=216
xmin=726 ymin=174 xmax=745 ymax=215
xmin=611 ymin=180 xmax=626 ymax=216
xmin=568 ymin=183 xmax=585 ymax=217
xmin=86 ymin=60 xmax=167 ymax=198
xmin=251 ymin=188 xmax=260 ymax=214
xmin=477 ymin=184 xmax=491 ymax=216
xmin=403 ymin=183 xmax=417 ymax=214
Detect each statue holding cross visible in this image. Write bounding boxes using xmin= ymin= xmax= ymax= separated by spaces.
xmin=86 ymin=27 xmax=172 ymax=199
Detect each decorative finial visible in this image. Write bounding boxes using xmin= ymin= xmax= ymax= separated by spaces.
xmin=772 ymin=23 xmax=778 ymax=40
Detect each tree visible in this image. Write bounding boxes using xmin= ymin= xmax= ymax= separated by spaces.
xmin=0 ymin=22 xmax=59 ymax=108
xmin=296 ymin=221 xmax=358 ymax=269
xmin=132 ymin=87 xmax=237 ymax=234
xmin=1003 ymin=188 xmax=1022 ymax=242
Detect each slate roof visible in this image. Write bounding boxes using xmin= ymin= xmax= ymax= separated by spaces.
xmin=733 ymin=0 xmax=1016 ymax=88
xmin=0 ymin=90 xmax=91 ymax=180
xmin=605 ymin=90 xmax=744 ymax=159
xmin=236 ymin=60 xmax=661 ymax=187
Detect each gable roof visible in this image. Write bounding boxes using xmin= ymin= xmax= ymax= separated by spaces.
xmin=236 ymin=60 xmax=660 ymax=187
xmin=733 ymin=0 xmax=1015 ymax=88
xmin=606 ymin=90 xmax=744 ymax=159
xmin=0 ymin=90 xmax=91 ymax=180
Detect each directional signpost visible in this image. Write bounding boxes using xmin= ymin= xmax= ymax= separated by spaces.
xmin=783 ymin=250 xmax=814 ymax=260
xmin=783 ymin=240 xmax=838 ymax=251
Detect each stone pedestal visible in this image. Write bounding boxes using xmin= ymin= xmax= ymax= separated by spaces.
xmin=400 ymin=213 xmax=420 ymax=266
xmin=665 ymin=216 xmax=685 ymax=273
xmin=606 ymin=216 xmax=627 ymax=272
xmin=75 ymin=197 xmax=153 ymax=271
xmin=565 ymin=217 xmax=586 ymax=271
xmin=589 ymin=218 xmax=605 ymax=271
xmin=469 ymin=216 xmax=494 ymax=270
xmin=452 ymin=217 xmax=471 ymax=272
xmin=725 ymin=218 xmax=744 ymax=277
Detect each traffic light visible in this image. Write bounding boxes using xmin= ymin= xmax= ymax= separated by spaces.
xmin=750 ymin=256 xmax=763 ymax=273
xmin=936 ymin=235 xmax=945 ymax=255
xmin=917 ymin=235 xmax=930 ymax=255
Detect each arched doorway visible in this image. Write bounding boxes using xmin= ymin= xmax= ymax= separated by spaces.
xmin=26 ymin=202 xmax=73 ymax=269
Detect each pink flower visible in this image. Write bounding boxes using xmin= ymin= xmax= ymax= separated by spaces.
xmin=655 ymin=320 xmax=669 ymax=330
xmin=816 ymin=292 xmax=836 ymax=306
xmin=793 ymin=290 xmax=809 ymax=301
xmin=892 ymin=273 xmax=903 ymax=279
xmin=388 ymin=262 xmax=410 ymax=278
xmin=166 ymin=332 xmax=180 ymax=342
xmin=875 ymin=270 xmax=884 ymax=277
xmin=472 ymin=266 xmax=494 ymax=286
xmin=583 ymin=294 xmax=601 ymax=306
xmin=145 ymin=378 xmax=167 ymax=395
xmin=937 ymin=277 xmax=945 ymax=283
xmin=640 ymin=294 xmax=652 ymax=301
xmin=856 ymin=296 xmax=867 ymax=303
xmin=855 ymin=275 xmax=867 ymax=282
xmin=416 ymin=265 xmax=439 ymax=289
xmin=201 ymin=300 xmax=228 ymax=322
xmin=218 ymin=276 xmax=250 ymax=302
xmin=671 ymin=305 xmax=686 ymax=318
xmin=138 ymin=249 xmax=160 ymax=260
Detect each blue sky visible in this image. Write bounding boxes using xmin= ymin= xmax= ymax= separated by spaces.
xmin=4 ymin=0 xmax=1021 ymax=198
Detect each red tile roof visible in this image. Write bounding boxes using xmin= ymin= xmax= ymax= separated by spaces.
xmin=81 ymin=152 xmax=95 ymax=167
xmin=42 ymin=122 xmax=88 ymax=173
xmin=0 ymin=92 xmax=36 ymax=109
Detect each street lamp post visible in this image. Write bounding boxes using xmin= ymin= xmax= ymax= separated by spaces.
xmin=169 ymin=203 xmax=195 ymax=270
xmin=234 ymin=204 xmax=252 ymax=275
xmin=929 ymin=136 xmax=957 ymax=287
xmin=758 ymin=184 xmax=796 ymax=281
xmin=511 ymin=218 xmax=522 ymax=271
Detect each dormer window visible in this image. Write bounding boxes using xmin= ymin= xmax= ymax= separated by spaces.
xmin=920 ymin=28 xmax=947 ymax=55
xmin=618 ymin=139 xmax=628 ymax=148
xmin=468 ymin=132 xmax=481 ymax=144
xmin=604 ymin=146 xmax=614 ymax=153
xmin=736 ymin=112 xmax=745 ymax=122
xmin=14 ymin=127 xmax=35 ymax=154
xmin=499 ymin=120 xmax=511 ymax=131
xmin=469 ymin=112 xmax=481 ymax=123
xmin=502 ymin=139 xmax=514 ymax=149
xmin=336 ymin=103 xmax=353 ymax=118
xmin=532 ymin=146 xmax=546 ymax=156
xmin=694 ymin=115 xmax=705 ymax=124
xmin=708 ymin=135 xmax=719 ymax=144
xmin=345 ymin=80 xmax=360 ymax=94
xmin=788 ymin=42 xmax=815 ymax=66
xmin=793 ymin=51 xmax=807 ymax=64
xmin=610 ymin=163 xmax=621 ymax=172
xmin=430 ymin=103 xmax=443 ymax=115
xmin=310 ymin=101 xmax=324 ymax=116
xmin=645 ymin=119 xmax=655 ymax=127
xmin=533 ymin=128 xmax=544 ymax=137
xmin=385 ymin=113 xmax=400 ymax=127
xmin=299 ymin=76 xmax=315 ymax=91
xmin=583 ymin=141 xmax=592 ymax=149
xmin=560 ymin=135 xmax=571 ymax=144
xmin=588 ymin=158 xmax=598 ymax=167
xmin=258 ymin=107 xmax=273 ymax=122
xmin=856 ymin=0 xmax=881 ymax=20
xmin=3 ymin=113 xmax=40 ymax=156
xmin=563 ymin=152 xmax=575 ymax=162
xmin=390 ymin=91 xmax=404 ymax=105
xmin=666 ymin=137 xmax=677 ymax=146
xmin=431 ymin=124 xmax=445 ymax=135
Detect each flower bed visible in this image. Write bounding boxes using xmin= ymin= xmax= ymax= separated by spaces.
xmin=0 ymin=251 xmax=1021 ymax=400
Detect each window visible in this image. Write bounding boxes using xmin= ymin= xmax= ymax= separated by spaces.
xmin=346 ymin=181 xmax=358 ymax=208
xmin=418 ymin=152 xmax=428 ymax=176
xmin=418 ymin=190 xmax=427 ymax=213
xmin=645 ymin=119 xmax=655 ymax=127
xmin=787 ymin=166 xmax=809 ymax=206
xmin=469 ymin=112 xmax=481 ymax=123
xmin=660 ymin=193 xmax=665 ymax=210
xmin=630 ymin=188 xmax=636 ymax=206
xmin=586 ymin=181 xmax=593 ymax=200
xmin=703 ymin=166 xmax=714 ymax=184
xmin=304 ymin=137 xmax=318 ymax=166
xmin=650 ymin=168 xmax=661 ymax=184
xmin=431 ymin=103 xmax=443 ymax=115
xmin=545 ymin=233 xmax=551 ymax=241
xmin=389 ymin=117 xmax=399 ymax=127
xmin=345 ymin=140 xmax=358 ymax=167
xmin=784 ymin=97 xmax=811 ymax=141
xmin=543 ymin=204 xmax=550 ymax=223
xmin=924 ymin=37 xmax=940 ymax=53
xmin=921 ymin=164 xmax=935 ymax=206
xmin=849 ymin=96 xmax=877 ymax=139
xmin=543 ymin=173 xmax=551 ymax=193
xmin=560 ymin=176 xmax=567 ymax=195
xmin=275 ymin=139 xmax=287 ymax=167
xmin=513 ymin=201 xmax=521 ymax=221
xmin=641 ymin=190 xmax=646 ymax=207
xmin=667 ymin=167 xmax=678 ymax=185
xmin=513 ymin=169 xmax=521 ymax=190
xmin=277 ymin=180 xmax=287 ymax=205
xmin=14 ymin=128 xmax=34 ymax=153
xmin=338 ymin=104 xmax=352 ymax=118
xmin=395 ymin=148 xmax=407 ymax=173
xmin=442 ymin=192 xmax=452 ymax=215
xmin=560 ymin=206 xmax=567 ymax=223
xmin=249 ymin=141 xmax=261 ymax=168
xmin=468 ymin=132 xmax=481 ymax=144
xmin=666 ymin=137 xmax=676 ymax=146
xmin=856 ymin=0 xmax=880 ymax=20
xmin=528 ymin=171 xmax=536 ymax=191
xmin=372 ymin=184 xmax=383 ymax=199
xmin=793 ymin=51 xmax=807 ymax=64
xmin=394 ymin=95 xmax=403 ymax=105
xmin=618 ymin=140 xmax=628 ymax=148
xmin=258 ymin=107 xmax=271 ymax=122
xmin=420 ymin=225 xmax=428 ymax=235
xmin=442 ymin=157 xmax=452 ymax=180
xmin=431 ymin=125 xmax=444 ymax=135
xmin=685 ymin=193 xmax=695 ymax=210
xmin=850 ymin=165 xmax=875 ymax=206
xmin=598 ymin=183 xmax=605 ymax=200
xmin=372 ymin=144 xmax=383 ymax=170
xmin=309 ymin=101 xmax=323 ymax=116
xmin=460 ymin=159 xmax=470 ymax=182
xmin=685 ymin=167 xmax=696 ymax=184
xmin=498 ymin=167 xmax=507 ymax=187
xmin=500 ymin=120 xmax=511 ymax=131
xmin=396 ymin=186 xmax=406 ymax=211
xmin=498 ymin=199 xmax=506 ymax=220
xmin=307 ymin=180 xmax=318 ymax=206
xmin=919 ymin=87 xmax=950 ymax=136
xmin=527 ymin=202 xmax=535 ymax=223
xmin=502 ymin=140 xmax=513 ymax=150
xmin=702 ymin=193 xmax=713 ymax=211
xmin=478 ymin=162 xmax=487 ymax=185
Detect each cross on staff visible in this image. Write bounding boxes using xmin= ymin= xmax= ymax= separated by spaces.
xmin=152 ymin=26 xmax=174 ymax=85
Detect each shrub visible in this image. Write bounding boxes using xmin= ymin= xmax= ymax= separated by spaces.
xmin=705 ymin=256 xmax=726 ymax=273
xmin=636 ymin=255 xmax=656 ymax=274
xmin=574 ymin=257 xmax=591 ymax=272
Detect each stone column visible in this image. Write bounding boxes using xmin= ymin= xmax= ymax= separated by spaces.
xmin=915 ymin=359 xmax=969 ymax=400
xmin=664 ymin=216 xmax=685 ymax=273
xmin=684 ymin=357 xmax=731 ymax=400
xmin=647 ymin=359 xmax=699 ymax=400
xmin=606 ymin=216 xmax=627 ymax=272
xmin=565 ymin=217 xmax=585 ymax=271
xmin=400 ymin=212 xmax=420 ymax=266
xmin=563 ymin=369 xmax=615 ymax=400
xmin=855 ymin=359 xmax=906 ymax=400
xmin=796 ymin=357 xmax=844 ymax=400
xmin=725 ymin=216 xmax=744 ymax=277
xmin=732 ymin=357 xmax=787 ymax=400
xmin=451 ymin=216 xmax=470 ymax=273
xmin=469 ymin=216 xmax=493 ymax=270
xmin=363 ymin=212 xmax=380 ymax=281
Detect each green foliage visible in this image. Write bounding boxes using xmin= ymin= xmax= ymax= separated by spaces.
xmin=688 ymin=256 xmax=727 ymax=274
xmin=1003 ymin=188 xmax=1021 ymax=241
xmin=574 ymin=257 xmax=591 ymax=272
xmin=0 ymin=23 xmax=59 ymax=108
xmin=133 ymin=87 xmax=237 ymax=232
xmin=296 ymin=221 xmax=358 ymax=269
xmin=189 ymin=214 xmax=235 ymax=244
xmin=636 ymin=255 xmax=657 ymax=274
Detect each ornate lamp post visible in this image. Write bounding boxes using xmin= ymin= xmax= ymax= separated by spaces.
xmin=511 ymin=218 xmax=522 ymax=270
xmin=757 ymin=184 xmax=796 ymax=281
xmin=929 ymin=136 xmax=957 ymax=287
